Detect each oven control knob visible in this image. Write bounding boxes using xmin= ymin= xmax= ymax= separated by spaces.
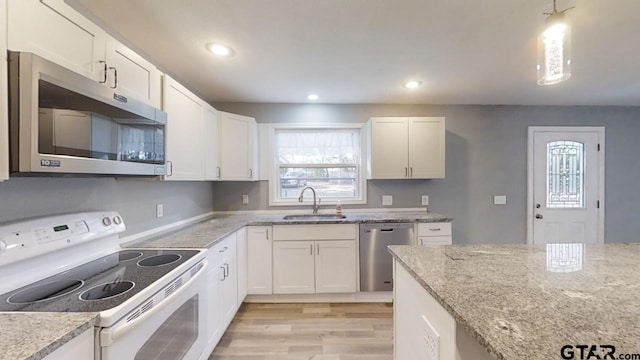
xmin=0 ymin=240 xmax=7 ymax=253
xmin=113 ymin=216 xmax=122 ymax=225
xmin=102 ymin=217 xmax=112 ymax=226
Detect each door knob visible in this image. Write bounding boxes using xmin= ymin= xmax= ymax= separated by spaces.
xmin=535 ymin=214 xmax=543 ymax=219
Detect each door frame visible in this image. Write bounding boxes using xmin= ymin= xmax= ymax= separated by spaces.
xmin=526 ymin=126 xmax=605 ymax=244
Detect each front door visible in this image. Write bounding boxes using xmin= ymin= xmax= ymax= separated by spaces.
xmin=528 ymin=127 xmax=605 ymax=244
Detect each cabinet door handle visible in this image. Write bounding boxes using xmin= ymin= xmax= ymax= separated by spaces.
xmin=99 ymin=61 xmax=108 ymax=84
xmin=309 ymin=244 xmax=313 ymax=255
xmin=220 ymin=266 xmax=226 ymax=281
xmin=217 ymin=167 xmax=221 ymax=179
xmin=405 ymin=167 xmax=408 ymax=178
xmin=218 ymin=246 xmax=228 ymax=253
xmin=429 ymin=228 xmax=441 ymax=231
xmin=317 ymin=243 xmax=320 ymax=255
xmin=265 ymin=229 xmax=269 ymax=240
xmin=249 ymin=168 xmax=253 ymax=179
xmin=410 ymin=167 xmax=413 ymax=177
xmin=108 ymin=66 xmax=118 ymax=89
xmin=224 ymin=263 xmax=229 ymax=277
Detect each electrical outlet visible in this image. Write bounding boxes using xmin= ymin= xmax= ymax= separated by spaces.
xmin=156 ymin=203 xmax=164 ymax=218
xmin=421 ymin=195 xmax=429 ymax=206
xmin=242 ymin=194 xmax=249 ymax=205
xmin=494 ymin=195 xmax=507 ymax=205
xmin=382 ymin=195 xmax=393 ymax=206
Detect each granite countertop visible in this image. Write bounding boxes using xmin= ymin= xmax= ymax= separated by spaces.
xmin=388 ymin=244 xmax=640 ymax=359
xmin=0 ymin=312 xmax=98 ymax=360
xmin=128 ymin=210 xmax=451 ymax=249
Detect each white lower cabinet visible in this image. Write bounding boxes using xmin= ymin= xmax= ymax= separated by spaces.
xmin=418 ymin=222 xmax=453 ymax=245
xmin=43 ymin=328 xmax=93 ymax=360
xmin=394 ymin=260 xmax=492 ymax=360
xmin=273 ymin=240 xmax=316 ymax=294
xmin=246 ymin=226 xmax=273 ymax=295
xmin=272 ymin=224 xmax=357 ymax=294
xmin=314 ymin=240 xmax=357 ymax=293
xmin=236 ymin=227 xmax=247 ymax=306
xmin=204 ymin=233 xmax=238 ymax=356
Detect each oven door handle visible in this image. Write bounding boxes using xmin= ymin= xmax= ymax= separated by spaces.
xmin=101 ymin=260 xmax=208 ymax=346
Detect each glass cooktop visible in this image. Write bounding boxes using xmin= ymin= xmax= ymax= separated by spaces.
xmin=0 ymin=249 xmax=200 ymax=312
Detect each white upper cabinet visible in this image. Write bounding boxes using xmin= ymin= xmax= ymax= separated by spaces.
xmin=218 ymin=111 xmax=259 ymax=181
xmin=203 ymin=105 xmax=220 ymax=181
xmin=7 ymin=0 xmax=161 ymax=107
xmin=8 ymin=0 xmax=107 ymax=81
xmin=369 ymin=117 xmax=445 ymax=179
xmin=104 ymin=37 xmax=162 ymax=108
xmin=1 ymin=0 xmax=9 ymax=181
xmin=163 ymin=75 xmax=205 ymax=181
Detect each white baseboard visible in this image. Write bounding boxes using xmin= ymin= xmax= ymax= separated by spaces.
xmin=245 ymin=291 xmax=393 ymax=303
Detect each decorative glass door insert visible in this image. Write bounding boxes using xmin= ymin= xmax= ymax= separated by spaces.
xmin=546 ymin=140 xmax=584 ymax=208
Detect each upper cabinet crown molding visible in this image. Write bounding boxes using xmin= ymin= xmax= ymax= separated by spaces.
xmin=7 ymin=0 xmax=161 ymax=108
xmin=368 ymin=117 xmax=445 ymax=179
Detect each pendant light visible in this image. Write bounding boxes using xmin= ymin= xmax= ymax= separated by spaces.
xmin=537 ymin=0 xmax=575 ymax=85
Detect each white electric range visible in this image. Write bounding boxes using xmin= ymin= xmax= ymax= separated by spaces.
xmin=0 ymin=212 xmax=209 ymax=360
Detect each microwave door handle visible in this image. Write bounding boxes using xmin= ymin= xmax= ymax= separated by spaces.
xmin=101 ymin=260 xmax=208 ymax=346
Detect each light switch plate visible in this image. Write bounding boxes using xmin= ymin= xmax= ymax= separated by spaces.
xmin=382 ymin=195 xmax=393 ymax=206
xmin=242 ymin=194 xmax=249 ymax=204
xmin=422 ymin=195 xmax=429 ymax=206
xmin=494 ymin=195 xmax=507 ymax=205
xmin=156 ymin=204 xmax=164 ymax=218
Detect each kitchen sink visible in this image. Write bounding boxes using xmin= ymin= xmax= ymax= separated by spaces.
xmin=283 ymin=214 xmax=347 ymax=220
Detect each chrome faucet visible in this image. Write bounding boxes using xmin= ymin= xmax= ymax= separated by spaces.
xmin=299 ymin=186 xmax=321 ymax=214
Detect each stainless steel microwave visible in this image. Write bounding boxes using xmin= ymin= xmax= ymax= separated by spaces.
xmin=8 ymin=51 xmax=167 ymax=176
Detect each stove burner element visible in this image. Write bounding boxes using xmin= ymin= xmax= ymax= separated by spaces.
xmin=8 ymin=280 xmax=84 ymax=304
xmin=80 ymin=281 xmax=135 ymax=301
xmin=138 ymin=254 xmax=182 ymax=267
xmin=119 ymin=251 xmax=143 ymax=261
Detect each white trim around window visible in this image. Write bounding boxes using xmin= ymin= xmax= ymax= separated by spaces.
xmin=263 ymin=123 xmax=368 ymax=207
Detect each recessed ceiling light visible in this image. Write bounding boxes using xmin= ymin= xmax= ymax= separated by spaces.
xmin=206 ymin=42 xmax=235 ymax=57
xmin=404 ymin=80 xmax=422 ymax=89
xmin=308 ymin=94 xmax=319 ymax=101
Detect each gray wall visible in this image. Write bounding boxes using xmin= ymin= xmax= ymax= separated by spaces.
xmin=213 ymin=103 xmax=640 ymax=244
xmin=0 ymin=177 xmax=214 ymax=237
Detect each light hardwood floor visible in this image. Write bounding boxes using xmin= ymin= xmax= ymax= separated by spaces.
xmin=209 ymin=303 xmax=393 ymax=360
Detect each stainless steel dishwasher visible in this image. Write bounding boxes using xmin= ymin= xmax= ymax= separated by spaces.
xmin=359 ymin=223 xmax=415 ymax=291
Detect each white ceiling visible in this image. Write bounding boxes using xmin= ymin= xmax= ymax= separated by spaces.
xmin=67 ymin=0 xmax=640 ymax=106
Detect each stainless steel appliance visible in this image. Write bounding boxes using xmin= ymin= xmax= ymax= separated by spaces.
xmin=8 ymin=52 xmax=167 ymax=176
xmin=0 ymin=212 xmax=208 ymax=360
xmin=359 ymin=223 xmax=414 ymax=291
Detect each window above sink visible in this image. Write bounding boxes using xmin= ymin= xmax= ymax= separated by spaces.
xmin=265 ymin=124 xmax=367 ymax=206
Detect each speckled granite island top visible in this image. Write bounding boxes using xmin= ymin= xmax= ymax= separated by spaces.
xmin=388 ymin=244 xmax=640 ymax=359
xmin=128 ymin=210 xmax=451 ymax=249
xmin=0 ymin=312 xmax=98 ymax=360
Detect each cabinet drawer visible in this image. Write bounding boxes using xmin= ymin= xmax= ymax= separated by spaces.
xmin=273 ymin=224 xmax=357 ymax=241
xmin=419 ymin=236 xmax=452 ymax=245
xmin=417 ymin=222 xmax=452 ymax=237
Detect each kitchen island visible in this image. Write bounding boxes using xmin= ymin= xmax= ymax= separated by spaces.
xmin=389 ymin=244 xmax=640 ymax=360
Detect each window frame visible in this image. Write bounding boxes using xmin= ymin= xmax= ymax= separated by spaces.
xmin=266 ymin=123 xmax=368 ymax=207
